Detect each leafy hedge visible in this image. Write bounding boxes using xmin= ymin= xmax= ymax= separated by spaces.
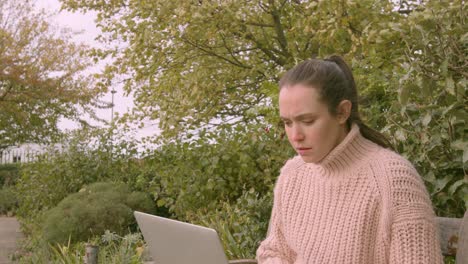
xmin=377 ymin=1 xmax=467 ymax=217
xmin=43 ymin=182 xmax=155 ymax=245
xmin=15 ymin=128 xmax=143 ymax=221
xmin=13 ymin=124 xmax=292 ymax=260
xmin=0 ymin=164 xmax=20 ymax=187
xmin=0 ymin=187 xmax=17 ymax=215
xmin=192 ymin=190 xmax=273 ymax=259
xmin=144 ymin=124 xmax=294 ymax=220
xmin=0 ymin=164 xmax=20 ymax=215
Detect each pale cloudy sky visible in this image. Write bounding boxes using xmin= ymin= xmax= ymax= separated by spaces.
xmin=35 ymin=0 xmax=158 ymax=139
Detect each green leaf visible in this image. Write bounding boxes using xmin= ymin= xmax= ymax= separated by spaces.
xmin=451 ymin=140 xmax=467 ymax=150
xmin=440 ymin=59 xmax=449 ymax=77
xmin=433 ymin=176 xmax=451 ymax=193
xmin=395 ymin=129 xmax=406 ymax=141
xmin=465 ymin=194 xmax=468 ymax=211
xmin=157 ymin=199 xmax=166 ymax=207
xmin=448 ymin=179 xmax=466 ymax=195
xmin=446 ymin=76 xmax=455 ymax=95
xmin=399 ymin=83 xmax=415 ymax=106
xmin=422 ymin=113 xmax=432 ymax=126
xmin=464 ymin=148 xmax=468 ymax=164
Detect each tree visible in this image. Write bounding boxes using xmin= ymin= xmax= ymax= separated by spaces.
xmin=60 ymin=0 xmax=400 ymax=139
xmin=0 ymin=0 xmax=106 ymax=147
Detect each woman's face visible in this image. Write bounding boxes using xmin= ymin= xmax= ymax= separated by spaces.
xmin=279 ymin=84 xmax=349 ymax=163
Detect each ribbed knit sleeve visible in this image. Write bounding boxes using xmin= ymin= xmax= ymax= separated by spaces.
xmin=386 ymin=156 xmax=443 ymax=264
xmin=256 ymin=158 xmax=301 ymax=264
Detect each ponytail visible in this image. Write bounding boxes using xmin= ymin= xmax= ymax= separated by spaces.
xmin=325 ymin=55 xmax=394 ymax=150
xmin=354 ymin=120 xmax=394 ymax=150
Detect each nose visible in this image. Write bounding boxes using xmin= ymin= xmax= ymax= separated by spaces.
xmin=290 ymin=124 xmax=304 ymax=142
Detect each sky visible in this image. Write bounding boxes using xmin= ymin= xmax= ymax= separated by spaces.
xmin=34 ymin=0 xmax=158 ymax=140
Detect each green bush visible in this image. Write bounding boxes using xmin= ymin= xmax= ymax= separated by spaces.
xmin=42 ymin=182 xmax=156 ymax=245
xmin=145 ymin=124 xmax=293 ymax=220
xmin=15 ymin=128 xmax=144 ymax=221
xmin=0 ymin=164 xmax=20 ymax=187
xmin=190 ymin=189 xmax=273 ymax=259
xmin=0 ymin=187 xmax=17 ymax=215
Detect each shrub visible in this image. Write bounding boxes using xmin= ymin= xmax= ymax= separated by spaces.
xmin=0 ymin=164 xmax=20 ymax=187
xmin=15 ymin=128 xmax=143 ymax=221
xmin=189 ymin=189 xmax=273 ymax=259
xmin=0 ymin=187 xmax=17 ymax=215
xmin=146 ymin=123 xmax=294 ymax=220
xmin=16 ymin=231 xmax=147 ymax=263
xmin=42 ymin=182 xmax=156 ymax=245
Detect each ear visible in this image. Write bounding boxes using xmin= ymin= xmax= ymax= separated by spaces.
xmin=336 ymin=100 xmax=352 ymax=124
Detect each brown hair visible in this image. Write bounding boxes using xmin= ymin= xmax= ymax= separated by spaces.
xmin=279 ymin=55 xmax=393 ymax=149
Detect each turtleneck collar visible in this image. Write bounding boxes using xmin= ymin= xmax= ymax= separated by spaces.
xmin=305 ymin=123 xmax=378 ymax=175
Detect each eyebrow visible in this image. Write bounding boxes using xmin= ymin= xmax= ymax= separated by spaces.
xmin=280 ymin=113 xmax=317 ymax=121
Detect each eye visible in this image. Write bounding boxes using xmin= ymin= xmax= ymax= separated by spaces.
xmin=282 ymin=120 xmax=292 ymax=127
xmin=303 ymin=119 xmax=315 ymax=125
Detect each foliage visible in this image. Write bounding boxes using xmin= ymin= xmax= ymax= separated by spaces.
xmin=12 ymin=127 xmax=160 ymax=260
xmin=0 ymin=164 xmax=19 ymax=215
xmin=99 ymin=231 xmax=148 ymax=264
xmin=145 ymin=123 xmax=293 ymax=220
xmin=0 ymin=0 xmax=106 ymax=147
xmin=0 ymin=186 xmax=17 ymax=215
xmin=59 ymin=0 xmax=466 ymax=217
xmin=17 ymin=231 xmax=147 ymax=264
xmin=42 ymin=182 xmax=155 ymax=245
xmin=0 ymin=164 xmax=19 ymax=186
xmin=15 ymin=127 xmax=143 ymax=221
xmin=378 ymin=1 xmax=467 ymax=217
xmin=60 ymin=0 xmax=399 ymax=139
xmin=191 ymin=190 xmax=273 ymax=259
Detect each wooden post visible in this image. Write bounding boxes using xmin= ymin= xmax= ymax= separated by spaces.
xmin=229 ymin=260 xmax=258 ymax=264
xmin=456 ymin=211 xmax=468 ymax=264
xmin=84 ymin=244 xmax=98 ymax=264
xmin=437 ymin=216 xmax=462 ymax=256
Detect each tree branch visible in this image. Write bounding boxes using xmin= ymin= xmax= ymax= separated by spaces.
xmin=269 ymin=0 xmax=292 ymax=59
xmin=0 ymin=80 xmax=13 ymax=101
xmin=240 ymin=30 xmax=286 ymax=66
xmin=181 ymin=36 xmax=252 ymax=69
xmin=218 ymin=31 xmax=250 ymax=68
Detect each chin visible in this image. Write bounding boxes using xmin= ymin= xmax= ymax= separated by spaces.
xmin=300 ymin=156 xmax=317 ymax=163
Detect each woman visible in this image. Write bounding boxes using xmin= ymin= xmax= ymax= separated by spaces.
xmin=256 ymin=56 xmax=442 ymax=263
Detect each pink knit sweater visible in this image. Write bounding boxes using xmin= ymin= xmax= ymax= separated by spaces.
xmin=256 ymin=125 xmax=443 ymax=264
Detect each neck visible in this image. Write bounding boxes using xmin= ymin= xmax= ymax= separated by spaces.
xmin=311 ymin=124 xmax=378 ymax=175
xmin=334 ymin=123 xmax=350 ymax=150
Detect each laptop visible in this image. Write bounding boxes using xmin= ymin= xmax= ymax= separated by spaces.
xmin=134 ymin=211 xmax=230 ymax=264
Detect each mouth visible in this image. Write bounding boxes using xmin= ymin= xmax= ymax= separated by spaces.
xmin=296 ymin=147 xmax=312 ymax=155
